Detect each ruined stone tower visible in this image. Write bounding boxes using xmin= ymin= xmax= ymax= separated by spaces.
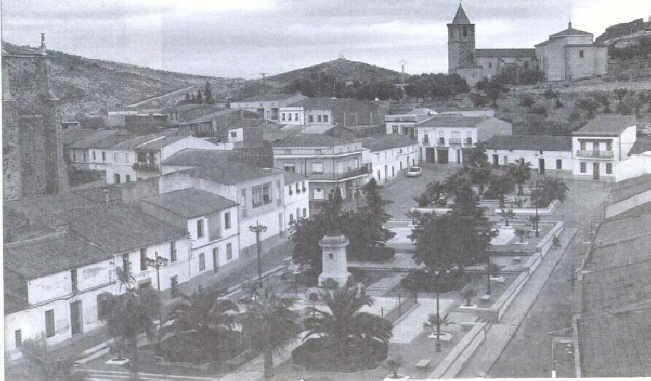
xmin=447 ymin=4 xmax=476 ymax=74
xmin=2 ymin=35 xmax=67 ymax=200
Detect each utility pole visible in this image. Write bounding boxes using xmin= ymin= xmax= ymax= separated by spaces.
xmin=249 ymin=221 xmax=268 ymax=280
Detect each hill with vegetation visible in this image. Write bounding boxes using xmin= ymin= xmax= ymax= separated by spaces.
xmin=2 ymin=41 xmax=240 ymax=117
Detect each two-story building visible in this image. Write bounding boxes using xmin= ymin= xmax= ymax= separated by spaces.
xmin=230 ymin=94 xmax=307 ymax=122
xmin=272 ymin=134 xmax=369 ymax=208
xmin=572 ymin=115 xmax=637 ymax=180
xmin=63 ymin=129 xmax=133 ymax=171
xmin=360 ymin=135 xmax=421 ymax=184
xmin=385 ymin=107 xmax=436 ymax=138
xmin=278 ymin=97 xmax=384 ymax=129
xmin=159 ymin=150 xmax=289 ymax=252
xmin=416 ymin=115 xmax=513 ymax=165
xmin=4 ymin=204 xmax=191 ymax=358
xmin=484 ymin=135 xmax=573 ymax=175
xmin=140 ymin=188 xmax=240 ymax=290
xmin=283 ymin=172 xmax=310 ymax=225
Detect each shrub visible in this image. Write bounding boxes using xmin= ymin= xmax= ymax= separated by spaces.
xmin=401 ymin=269 xmax=465 ymax=293
xmin=292 ymin=337 xmax=388 ymax=372
xmin=461 ymin=285 xmax=477 ymax=306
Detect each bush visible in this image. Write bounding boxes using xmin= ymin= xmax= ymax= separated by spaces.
xmin=292 ymin=337 xmax=388 ymax=372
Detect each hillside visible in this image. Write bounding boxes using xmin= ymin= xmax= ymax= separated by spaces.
xmin=596 ymin=17 xmax=651 ymax=47
xmin=2 ymin=41 xmax=240 ymax=117
xmin=267 ymin=58 xmax=402 ymax=84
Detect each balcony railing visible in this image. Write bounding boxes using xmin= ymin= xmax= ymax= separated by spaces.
xmin=132 ymin=162 xmax=160 ymax=172
xmin=448 ymin=138 xmax=463 ymax=145
xmin=575 ymin=150 xmax=614 ymax=159
xmin=310 ymin=166 xmax=370 ymax=181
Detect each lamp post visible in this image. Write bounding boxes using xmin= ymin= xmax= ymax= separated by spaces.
xmin=533 ymin=179 xmax=541 ymax=238
xmin=249 ymin=221 xmax=268 ymax=281
xmin=144 ymin=253 xmax=169 ymax=343
xmin=486 ymin=253 xmax=492 ymax=296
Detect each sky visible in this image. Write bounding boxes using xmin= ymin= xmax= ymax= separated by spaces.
xmin=2 ymin=0 xmax=649 ymax=79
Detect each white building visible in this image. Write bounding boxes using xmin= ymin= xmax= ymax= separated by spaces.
xmin=4 ymin=205 xmax=191 ymax=359
xmin=283 ymin=172 xmax=310 ymax=225
xmin=140 ymin=188 xmax=240 ymax=287
xmin=360 ymin=135 xmax=420 ymax=184
xmin=615 ymin=137 xmax=651 ymax=182
xmin=385 ymin=107 xmax=436 ymax=138
xmin=416 ymin=115 xmax=513 ymax=165
xmin=572 ymin=115 xmax=637 ymax=180
xmin=230 ymin=94 xmax=307 ymax=122
xmin=484 ymin=135 xmax=573 ymax=175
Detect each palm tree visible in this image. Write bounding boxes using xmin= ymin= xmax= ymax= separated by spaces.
xmin=238 ymin=284 xmax=301 ymax=380
xmin=161 ymin=290 xmax=239 ymax=362
xmin=303 ymin=282 xmax=393 ymax=365
xmin=101 ymin=286 xmax=160 ymax=378
xmin=508 ymin=159 xmax=531 ymax=195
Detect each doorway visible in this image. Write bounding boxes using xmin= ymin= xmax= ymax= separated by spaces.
xmin=437 ymin=149 xmax=449 ymax=164
xmin=492 ymin=154 xmax=499 ymax=166
xmin=70 ymin=300 xmax=83 ymax=335
xmin=593 ymin=163 xmax=600 ymax=180
xmin=426 ymin=148 xmax=436 ymax=163
xmin=538 ymin=159 xmax=545 ymax=175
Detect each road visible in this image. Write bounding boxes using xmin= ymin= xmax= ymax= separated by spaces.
xmin=484 ymin=178 xmax=610 ymax=378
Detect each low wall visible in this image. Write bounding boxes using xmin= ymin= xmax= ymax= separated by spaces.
xmin=429 ymin=322 xmax=488 ymax=379
xmin=494 ymin=200 xmax=559 ymax=216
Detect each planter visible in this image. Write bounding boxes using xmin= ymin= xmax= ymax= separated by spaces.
xmin=427 ymin=331 xmax=454 ymax=342
xmin=106 ymin=358 xmax=130 ymax=366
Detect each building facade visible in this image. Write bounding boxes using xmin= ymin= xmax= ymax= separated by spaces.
xmin=230 ymin=94 xmax=307 ymax=122
xmin=484 ymin=135 xmax=573 ymax=175
xmin=361 ymin=135 xmax=420 ymax=184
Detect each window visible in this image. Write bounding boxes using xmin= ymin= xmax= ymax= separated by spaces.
xmin=303 ymin=208 xmax=307 ymax=217
xmin=290 ymin=214 xmax=294 ymax=223
xmin=465 ymin=137 xmax=473 ymax=145
xmin=488 ymin=62 xmax=492 ymax=69
xmin=423 ymin=134 xmax=429 ymax=144
xmin=308 ymin=115 xmax=314 ymax=123
xmin=124 ymin=152 xmax=129 ymax=162
xmin=580 ymin=141 xmax=586 ymax=151
xmin=122 ymin=253 xmax=130 ymax=276
xmin=125 ymin=175 xmax=131 ymax=182
xmin=296 ymin=207 xmax=300 ymax=219
xmin=579 ymin=50 xmax=584 ymax=58
xmin=113 ymin=152 xmax=118 ymax=161
xmin=284 ymin=164 xmax=295 ymax=173
xmin=392 ymin=167 xmax=395 ymax=177
xmin=213 ymin=248 xmax=219 ymax=272
xmin=226 ymin=243 xmax=233 ymax=260
xmin=92 ymin=151 xmax=96 ymax=161
xmin=15 ymin=330 xmax=22 ymax=348
xmin=606 ymin=163 xmax=613 ymax=174
xmin=323 ymin=115 xmax=329 ymax=123
xmin=288 ymin=113 xmax=292 ymax=121
xmin=71 ymin=268 xmax=78 ymax=293
xmin=295 ymin=113 xmax=299 ymax=121
xmin=377 ymin=169 xmax=381 ymax=179
xmin=311 ymin=162 xmax=324 ymax=174
xmin=45 ymin=310 xmax=55 ymax=337
xmin=556 ymin=159 xmax=562 ymax=170
xmin=170 ymin=276 xmax=179 ymax=297
xmin=102 ymin=152 xmax=106 ymax=162
xmin=241 ymin=189 xmax=247 ymax=209
xmin=606 ymin=141 xmax=612 ymax=151
xmin=392 ymin=126 xmax=399 ymax=134
xmin=462 ymin=26 xmax=467 ymax=37
xmin=230 ymin=131 xmax=237 ymax=138
xmin=140 ymin=248 xmax=148 ymax=271
xmin=224 ymin=212 xmax=231 ymax=229
xmin=281 ymin=113 xmax=285 ymax=121
xmin=580 ymin=162 xmax=586 ymax=173
xmin=197 ymin=219 xmax=204 ymax=238
xmin=252 ymin=182 xmax=272 ymax=208
xmin=439 ymin=137 xmax=445 ymax=145
xmin=199 ymin=253 xmax=205 ymax=271
xmin=503 ymin=155 xmax=508 ymax=164
xmin=114 ymin=174 xmax=120 ymax=184
xmin=317 ymin=115 xmax=322 ymax=123
xmin=170 ymin=241 xmax=177 ymax=263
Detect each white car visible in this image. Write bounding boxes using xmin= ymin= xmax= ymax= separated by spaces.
xmin=406 ymin=166 xmax=422 ymax=177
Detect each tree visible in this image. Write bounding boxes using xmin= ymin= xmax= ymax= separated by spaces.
xmin=485 ymin=174 xmax=515 ymax=204
xmin=508 ymin=159 xmax=531 ymax=195
xmin=384 ymin=355 xmax=404 ymax=379
xmin=291 ymin=212 xmax=329 ymax=276
xmin=360 ymin=178 xmax=395 ymax=249
xmin=303 ymin=282 xmax=392 ymax=365
xmin=477 ymin=78 xmax=508 ymax=108
xmin=161 ymin=290 xmax=239 ymax=363
xmin=20 ymin=336 xmax=82 ymax=381
xmin=101 ymin=286 xmax=161 ymax=378
xmin=531 ymin=177 xmax=569 ymax=207
xmin=575 ymin=97 xmax=600 ymax=119
xmin=204 ymin=82 xmax=215 ymax=104
xmin=239 ymin=284 xmax=301 ymax=379
xmin=519 ymin=95 xmax=535 ymax=110
xmin=415 ymin=180 xmax=446 ymax=207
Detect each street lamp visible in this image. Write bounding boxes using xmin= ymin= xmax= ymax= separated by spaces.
xmin=249 ymin=221 xmax=268 ymax=281
xmin=486 ymin=253 xmax=492 ymax=296
xmin=144 ymin=253 xmax=169 ymax=343
xmin=533 ymin=179 xmax=541 ymax=238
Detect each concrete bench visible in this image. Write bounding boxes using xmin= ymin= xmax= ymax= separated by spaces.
xmin=416 ymin=359 xmax=431 ymax=369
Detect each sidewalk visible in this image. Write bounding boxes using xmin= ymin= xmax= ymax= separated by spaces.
xmin=457 ymin=227 xmax=578 ymax=378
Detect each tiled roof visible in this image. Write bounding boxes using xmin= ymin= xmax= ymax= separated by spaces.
xmin=287 ymin=97 xmax=376 ymax=110
xmin=161 ymin=149 xmax=232 ymax=167
xmin=475 ymin=49 xmax=536 ymax=58
xmin=4 ymin=233 xmax=108 ymax=280
xmin=451 ymin=4 xmax=471 ymax=24
xmin=416 ymin=115 xmax=488 ymax=128
xmin=111 ymin=134 xmax=185 ymax=151
xmin=573 ymin=114 xmax=636 ymax=136
xmin=272 ymin=134 xmax=350 ymax=147
xmin=359 ymin=135 xmax=418 ymax=151
xmin=484 ymin=135 xmax=572 ymax=152
xmin=66 ymin=205 xmax=187 ymax=254
xmin=550 ymin=23 xmax=592 ymax=38
xmin=179 ymin=164 xmax=282 ymax=185
xmin=67 ymin=129 xmax=123 ymax=149
xmin=142 ymin=188 xmax=238 ymax=219
xmin=62 ymin=128 xmax=100 ymax=146
xmin=629 ymin=136 xmax=651 ymax=155
xmin=609 ymin=174 xmax=651 ymax=203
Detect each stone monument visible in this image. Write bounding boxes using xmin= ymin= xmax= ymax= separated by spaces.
xmin=318 ymin=233 xmax=351 ymax=287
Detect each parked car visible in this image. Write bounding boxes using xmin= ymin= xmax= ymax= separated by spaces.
xmin=406 ymin=166 xmax=422 ymax=177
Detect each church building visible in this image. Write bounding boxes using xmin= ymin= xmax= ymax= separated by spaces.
xmin=447 ymin=4 xmax=538 ymax=86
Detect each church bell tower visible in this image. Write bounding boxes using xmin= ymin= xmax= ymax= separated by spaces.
xmin=447 ymin=4 xmax=476 ymax=74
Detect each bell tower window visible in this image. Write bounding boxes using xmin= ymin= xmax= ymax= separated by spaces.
xmin=463 ymin=26 xmax=467 ymax=37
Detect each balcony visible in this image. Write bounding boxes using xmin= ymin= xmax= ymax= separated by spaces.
xmin=575 ymin=150 xmax=614 ymax=159
xmin=448 ymin=138 xmax=463 ymax=146
xmin=132 ymin=162 xmax=160 ymax=172
xmin=310 ymin=166 xmax=370 ymax=181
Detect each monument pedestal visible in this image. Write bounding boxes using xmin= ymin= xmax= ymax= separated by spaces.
xmin=318 ymin=233 xmax=351 ymax=287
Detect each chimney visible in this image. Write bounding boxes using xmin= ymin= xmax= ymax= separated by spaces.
xmin=40 ymin=33 xmax=46 ymax=55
